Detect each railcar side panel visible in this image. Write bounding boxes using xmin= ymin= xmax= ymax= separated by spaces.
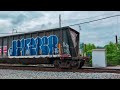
xmin=0 ymin=38 xmax=2 ymax=58
xmin=0 ymin=27 xmax=80 ymax=59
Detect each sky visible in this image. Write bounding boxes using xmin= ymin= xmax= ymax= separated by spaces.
xmin=0 ymin=11 xmax=120 ymax=46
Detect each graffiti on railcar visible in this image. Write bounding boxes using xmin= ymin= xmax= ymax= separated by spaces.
xmin=63 ymin=42 xmax=70 ymax=54
xmin=3 ymin=46 xmax=7 ymax=57
xmin=8 ymin=35 xmax=59 ymax=56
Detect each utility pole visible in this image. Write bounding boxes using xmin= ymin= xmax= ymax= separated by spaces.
xmin=78 ymin=25 xmax=81 ymax=56
xmin=59 ymin=14 xmax=61 ymax=28
xmin=59 ymin=14 xmax=63 ymax=55
xmin=115 ymin=35 xmax=119 ymax=50
xmin=82 ymin=43 xmax=84 ymax=57
xmin=116 ymin=35 xmax=118 ymax=45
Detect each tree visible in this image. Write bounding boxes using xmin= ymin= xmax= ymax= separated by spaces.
xmin=83 ymin=43 xmax=96 ymax=58
xmin=104 ymin=41 xmax=120 ymax=66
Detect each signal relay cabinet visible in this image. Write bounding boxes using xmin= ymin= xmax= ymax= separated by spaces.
xmin=92 ymin=49 xmax=107 ymax=67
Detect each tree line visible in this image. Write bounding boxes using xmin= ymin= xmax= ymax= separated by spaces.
xmin=81 ymin=41 xmax=120 ymax=66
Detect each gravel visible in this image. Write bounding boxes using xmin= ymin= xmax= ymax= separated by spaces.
xmin=0 ymin=69 xmax=120 ymax=79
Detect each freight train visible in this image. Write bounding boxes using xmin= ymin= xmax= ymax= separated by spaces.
xmin=0 ymin=26 xmax=89 ymax=69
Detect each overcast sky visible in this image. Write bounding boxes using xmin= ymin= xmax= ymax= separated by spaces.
xmin=0 ymin=11 xmax=120 ymax=46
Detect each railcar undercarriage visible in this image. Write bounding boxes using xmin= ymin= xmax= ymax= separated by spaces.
xmin=0 ymin=56 xmax=88 ymax=69
xmin=54 ymin=57 xmax=85 ymax=69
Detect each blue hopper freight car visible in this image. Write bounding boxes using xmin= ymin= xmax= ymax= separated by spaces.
xmin=0 ymin=26 xmax=89 ymax=69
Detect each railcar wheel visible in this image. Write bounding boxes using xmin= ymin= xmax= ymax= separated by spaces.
xmin=78 ymin=60 xmax=85 ymax=69
xmin=69 ymin=60 xmax=80 ymax=69
xmin=54 ymin=60 xmax=60 ymax=68
xmin=71 ymin=60 xmax=85 ymax=69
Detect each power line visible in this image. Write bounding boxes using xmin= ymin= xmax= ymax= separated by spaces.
xmin=67 ymin=14 xmax=120 ymax=27
xmin=0 ymin=32 xmax=25 ymax=34
xmin=0 ymin=14 xmax=120 ymax=35
xmin=62 ymin=11 xmax=120 ymax=22
xmin=0 ymin=33 xmax=12 ymax=34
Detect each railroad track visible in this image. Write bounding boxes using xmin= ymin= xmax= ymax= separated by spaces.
xmin=0 ymin=64 xmax=120 ymax=73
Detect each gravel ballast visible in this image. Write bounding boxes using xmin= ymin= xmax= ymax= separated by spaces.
xmin=0 ymin=69 xmax=120 ymax=79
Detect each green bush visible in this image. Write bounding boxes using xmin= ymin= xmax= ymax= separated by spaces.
xmin=106 ymin=53 xmax=120 ymax=66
